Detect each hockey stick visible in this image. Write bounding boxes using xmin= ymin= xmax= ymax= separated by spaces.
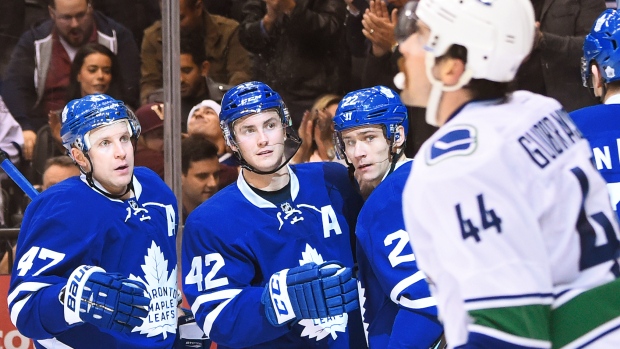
xmin=0 ymin=149 xmax=39 ymax=200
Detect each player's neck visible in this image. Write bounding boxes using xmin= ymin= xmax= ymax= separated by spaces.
xmin=437 ymin=89 xmax=473 ymax=127
xmin=243 ymin=166 xmax=290 ymax=192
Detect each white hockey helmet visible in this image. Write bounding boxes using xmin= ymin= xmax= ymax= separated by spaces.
xmin=416 ymin=0 xmax=535 ymax=83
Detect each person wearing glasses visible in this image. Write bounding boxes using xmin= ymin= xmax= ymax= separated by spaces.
xmin=1 ymin=0 xmax=139 ymax=164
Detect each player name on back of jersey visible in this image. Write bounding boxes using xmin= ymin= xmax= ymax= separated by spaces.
xmin=518 ymin=109 xmax=583 ymax=169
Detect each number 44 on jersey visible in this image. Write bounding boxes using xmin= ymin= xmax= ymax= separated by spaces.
xmin=455 ymin=194 xmax=502 ymax=242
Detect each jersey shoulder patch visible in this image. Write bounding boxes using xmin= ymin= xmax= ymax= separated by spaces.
xmin=427 ymin=124 xmax=478 ymax=165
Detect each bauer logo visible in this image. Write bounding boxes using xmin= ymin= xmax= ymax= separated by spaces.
xmin=427 ymin=125 xmax=477 ymax=165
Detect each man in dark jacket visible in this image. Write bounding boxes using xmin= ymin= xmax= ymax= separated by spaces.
xmin=140 ymin=0 xmax=250 ymax=104
xmin=238 ymin=0 xmax=351 ymax=129
xmin=515 ymin=0 xmax=606 ymax=112
xmin=1 ymin=0 xmax=140 ymax=161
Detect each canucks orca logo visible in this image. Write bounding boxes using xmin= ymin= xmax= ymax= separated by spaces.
xmin=427 ymin=125 xmax=477 ymax=165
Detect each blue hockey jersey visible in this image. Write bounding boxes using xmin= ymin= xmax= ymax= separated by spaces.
xmin=8 ymin=167 xmax=179 ymax=349
xmin=182 ymin=162 xmax=365 ymax=349
xmin=570 ymin=103 xmax=620 ymax=219
xmin=356 ymin=160 xmax=442 ymax=349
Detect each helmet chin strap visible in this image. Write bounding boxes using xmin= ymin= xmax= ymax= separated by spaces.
xmin=424 ymin=51 xmax=474 ymax=127
xmin=81 ymin=154 xmax=133 ymax=200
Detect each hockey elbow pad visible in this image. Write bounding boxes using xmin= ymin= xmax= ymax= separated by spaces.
xmin=61 ymin=265 xmax=151 ymax=333
xmin=261 ymin=261 xmax=359 ymax=326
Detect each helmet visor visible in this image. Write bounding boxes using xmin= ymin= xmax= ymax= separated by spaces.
xmin=395 ymin=1 xmax=420 ymax=44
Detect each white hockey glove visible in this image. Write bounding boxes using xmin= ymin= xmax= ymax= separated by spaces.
xmin=61 ymin=265 xmax=151 ymax=333
xmin=261 ymin=261 xmax=359 ymax=326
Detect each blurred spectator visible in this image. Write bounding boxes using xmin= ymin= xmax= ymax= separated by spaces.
xmin=67 ymin=43 xmax=126 ymax=102
xmin=204 ymin=0 xmax=245 ymax=23
xmin=91 ymin=0 xmax=160 ymax=48
xmin=0 ymin=97 xmax=24 ymax=168
xmin=292 ymin=94 xmax=341 ymax=164
xmin=186 ymin=99 xmax=239 ymax=187
xmin=0 ymin=97 xmax=24 ymax=228
xmin=350 ymin=0 xmax=436 ymax=156
xmin=514 ymin=0 xmax=606 ymax=112
xmin=35 ymin=42 xmax=129 ymax=184
xmin=1 ymin=0 xmax=140 ymax=162
xmin=238 ymin=0 xmax=350 ymax=129
xmin=41 ymin=155 xmax=80 ymax=191
xmin=0 ymin=154 xmax=78 ymax=274
xmin=181 ymin=134 xmax=220 ymax=220
xmin=24 ymin=0 xmax=50 ymax=32
xmin=179 ymin=33 xmax=230 ymax=130
xmin=141 ymin=0 xmax=251 ymax=104
xmin=0 ymin=0 xmax=25 ymax=85
xmin=134 ymin=102 xmax=165 ymax=178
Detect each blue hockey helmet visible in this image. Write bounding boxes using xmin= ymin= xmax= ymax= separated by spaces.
xmin=219 ymin=81 xmax=291 ymax=144
xmin=582 ymin=9 xmax=620 ymax=87
xmin=333 ymin=85 xmax=408 ymax=140
xmin=218 ymin=81 xmax=301 ymax=174
xmin=61 ymin=94 xmax=141 ymax=153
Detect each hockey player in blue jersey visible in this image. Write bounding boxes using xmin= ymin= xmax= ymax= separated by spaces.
xmin=398 ymin=0 xmax=620 ymax=348
xmin=182 ymin=81 xmax=364 ymax=348
xmin=333 ymin=85 xmax=443 ymax=349
xmin=571 ymin=9 xmax=620 ymax=220
xmin=7 ymin=94 xmax=179 ymax=349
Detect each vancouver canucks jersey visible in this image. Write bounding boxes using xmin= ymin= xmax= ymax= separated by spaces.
xmin=570 ymin=103 xmax=620 ymax=219
xmin=357 ymin=160 xmax=442 ymax=349
xmin=8 ymin=167 xmax=179 ymax=349
xmin=182 ymin=162 xmax=364 ymax=348
xmin=403 ymin=91 xmax=620 ymax=349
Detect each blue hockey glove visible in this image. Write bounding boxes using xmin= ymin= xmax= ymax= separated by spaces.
xmin=261 ymin=261 xmax=359 ymax=326
xmin=62 ymin=265 xmax=151 ymax=333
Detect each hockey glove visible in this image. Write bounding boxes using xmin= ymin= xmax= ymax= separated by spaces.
xmin=61 ymin=265 xmax=151 ymax=333
xmin=261 ymin=261 xmax=359 ymax=326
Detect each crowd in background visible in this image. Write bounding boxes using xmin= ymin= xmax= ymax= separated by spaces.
xmin=0 ymin=0 xmax=617 ymax=265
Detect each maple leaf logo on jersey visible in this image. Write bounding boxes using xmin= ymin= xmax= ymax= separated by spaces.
xmin=297 ymin=244 xmax=348 ymax=341
xmin=129 ymin=241 xmax=178 ymax=339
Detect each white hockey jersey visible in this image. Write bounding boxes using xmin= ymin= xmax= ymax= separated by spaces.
xmin=403 ymin=91 xmax=620 ymax=349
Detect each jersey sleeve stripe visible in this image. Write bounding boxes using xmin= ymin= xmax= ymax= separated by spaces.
xmin=552 ymin=277 xmax=620 ymax=349
xmin=464 ymin=293 xmax=554 ymax=311
xmin=10 ymin=295 xmax=32 ymax=326
xmin=190 ymin=289 xmax=242 ymax=315
xmin=399 ymin=295 xmax=437 ymax=309
xmin=7 ymin=281 xmax=51 ymax=305
xmin=389 ymin=270 xmax=426 ymax=303
xmin=37 ymin=338 xmax=75 ymax=348
xmin=203 ymin=296 xmax=239 ymax=338
xmin=469 ymin=304 xmax=551 ymax=342
xmin=469 ymin=324 xmax=551 ymax=348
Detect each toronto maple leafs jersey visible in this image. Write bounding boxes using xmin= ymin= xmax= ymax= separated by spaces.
xmin=403 ymin=91 xmax=620 ymax=349
xmin=570 ymin=102 xmax=620 ymax=220
xmin=182 ymin=162 xmax=365 ymax=349
xmin=8 ymin=167 xmax=179 ymax=349
xmin=357 ymin=159 xmax=442 ymax=349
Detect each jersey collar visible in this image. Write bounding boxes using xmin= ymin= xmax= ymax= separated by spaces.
xmin=380 ymin=158 xmax=412 ymax=182
xmin=605 ymin=94 xmax=620 ymax=105
xmin=237 ymin=166 xmax=299 ymax=208
xmin=80 ymin=173 xmax=142 ymax=202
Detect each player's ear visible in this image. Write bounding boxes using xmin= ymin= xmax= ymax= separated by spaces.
xmin=591 ymin=64 xmax=603 ymax=89
xmin=437 ymin=56 xmax=466 ymax=87
xmin=392 ymin=126 xmax=406 ymax=150
xmin=70 ymin=148 xmax=90 ymax=170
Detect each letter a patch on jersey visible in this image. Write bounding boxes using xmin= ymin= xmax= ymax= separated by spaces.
xmin=427 ymin=125 xmax=477 ymax=165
